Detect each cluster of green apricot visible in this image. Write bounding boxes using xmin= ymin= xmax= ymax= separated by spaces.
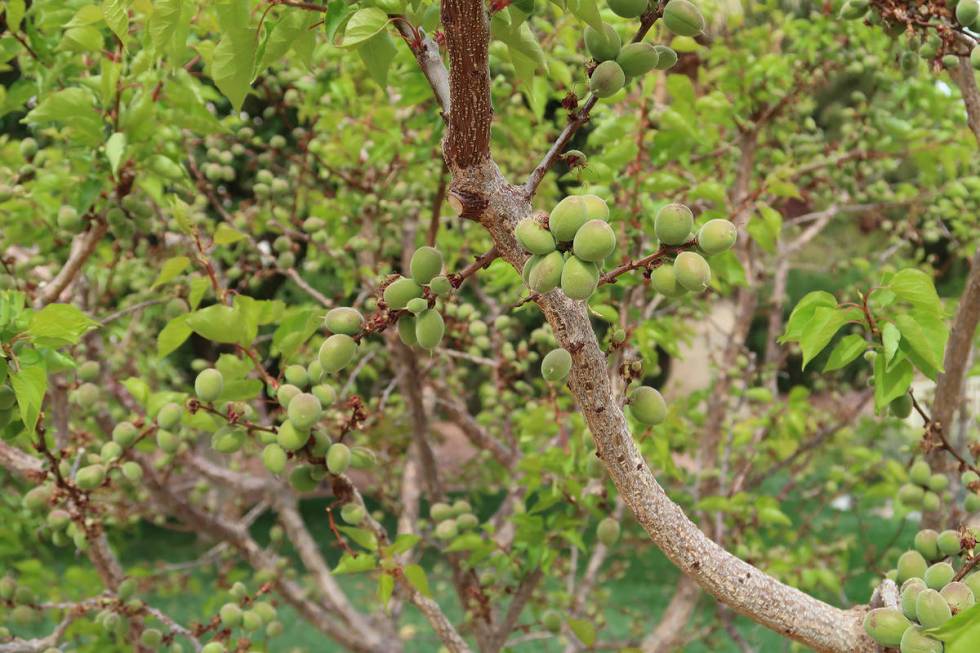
xmin=386 ymin=246 xmax=451 ymax=351
xmin=428 ymin=499 xmax=480 ymax=541
xmin=518 ymin=193 xmax=614 ymax=300
xmin=897 ymin=458 xmax=953 ymax=513
xmin=866 ymin=527 xmax=980 ymax=651
xmin=650 ymin=204 xmax=737 ymax=297
xmin=584 ymin=0 xmax=705 ymax=99
xmin=0 ymin=574 xmax=40 ymax=629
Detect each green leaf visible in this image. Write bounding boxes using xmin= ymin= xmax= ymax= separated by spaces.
xmin=780 ymin=291 xmax=837 ymax=343
xmin=188 ymin=277 xmax=210 ymax=310
xmin=882 ymin=321 xmax=900 ymax=365
xmin=217 ymin=378 xmax=263 ymax=402
xmin=10 ymin=362 xmax=46 ymax=434
xmin=105 ymin=132 xmax=127 ymax=176
xmin=324 ymin=0 xmax=356 ymax=43
xmin=823 ymin=334 xmax=866 ymax=372
xmin=385 ymin=533 xmax=421 ymax=556
xmin=149 ymin=0 xmax=182 ymax=51
xmin=358 ymin=32 xmax=396 ymax=87
xmin=186 ymin=304 xmax=241 ymax=344
xmin=341 ymin=8 xmax=388 ymax=47
xmin=122 ymin=376 xmax=150 ymax=405
xmin=157 ymin=315 xmax=192 ymax=357
xmin=333 ymin=553 xmax=376 ymax=575
xmin=894 ymin=312 xmax=946 ymax=377
xmin=746 ymin=204 xmax=782 ymax=254
xmin=271 ymin=308 xmax=322 ymax=361
xmin=212 ymin=26 xmax=257 ymax=111
xmin=403 ymin=564 xmax=431 ymax=598
xmin=213 ymin=223 xmax=247 ymax=245
xmin=5 ymin=0 xmax=25 ymax=32
xmin=338 ymin=526 xmax=378 ymax=551
xmin=925 ymin=602 xmax=980 ymax=652
xmin=890 ymin=268 xmax=943 ymax=313
xmin=799 ymin=307 xmax=862 ymax=370
xmin=568 ymin=617 xmax=596 ymax=647
xmin=569 ymin=0 xmax=603 ymax=32
xmin=874 ymin=355 xmax=913 ymax=410
xmin=377 ymin=573 xmax=394 ymax=608
xmin=102 ymin=0 xmax=130 ymax=44
xmin=23 ymin=88 xmax=104 ymax=146
xmin=28 ymin=304 xmax=97 ymax=347
xmin=152 ymin=256 xmax=190 ymax=288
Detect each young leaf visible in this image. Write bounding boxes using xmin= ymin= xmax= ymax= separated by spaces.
xmin=152 ymin=256 xmax=190 ymax=288
xmin=377 ymin=573 xmax=394 ymax=609
xmin=157 ymin=315 xmax=192 ymax=358
xmin=799 ymin=307 xmax=862 ymax=370
xmin=568 ymin=617 xmax=597 ymax=646
xmin=925 ymin=602 xmax=980 ymax=652
xmin=10 ymin=362 xmax=46 ymax=434
xmin=823 ymin=333 xmax=866 ymax=372
xmin=338 ymin=526 xmax=378 ymax=551
xmin=358 ymin=32 xmax=397 ymax=87
xmin=332 ymin=553 xmax=377 ymax=575
xmin=402 ymin=563 xmax=431 ymax=597
xmin=213 ymin=223 xmax=247 ymax=245
xmin=385 ymin=533 xmax=421 ymax=557
xmin=873 ymin=355 xmax=913 ymax=410
xmin=882 ymin=321 xmax=900 ymax=365
xmin=105 ymin=132 xmax=127 ymax=176
xmin=186 ymin=305 xmax=242 ymax=344
xmin=779 ymin=291 xmax=837 ymax=343
xmin=889 ymin=268 xmax=943 ymax=313
xmin=894 ymin=312 xmax=946 ymax=377
xmin=341 ymin=8 xmax=388 ymax=47
xmin=28 ymin=304 xmax=97 ymax=347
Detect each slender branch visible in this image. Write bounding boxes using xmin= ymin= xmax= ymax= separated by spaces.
xmin=36 ymin=218 xmax=109 ymax=306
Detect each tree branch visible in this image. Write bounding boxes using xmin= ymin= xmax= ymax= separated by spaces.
xmin=36 ymin=218 xmax=108 ymax=306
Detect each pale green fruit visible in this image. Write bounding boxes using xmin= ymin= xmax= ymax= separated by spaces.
xmin=157 ymin=402 xmax=183 ymax=430
xmin=77 ymin=360 xmax=100 ymax=382
xmin=922 ymin=491 xmax=941 ymax=512
xmin=201 ymin=644 xmax=226 ymax=653
xmin=910 ymin=460 xmax=932 ymax=485
xmin=662 ymin=0 xmax=705 ymax=36
xmin=312 ymin=384 xmax=337 ymax=406
xmin=957 ymin=0 xmax=979 ymax=27
xmin=653 ymin=45 xmax=678 ymax=69
xmin=410 ymin=246 xmax=443 ymax=284
xmin=561 ymin=256 xmax=599 ymax=300
xmin=629 ymin=386 xmax=667 ymax=425
xmin=609 ymin=0 xmax=647 ymax=17
xmin=655 ymin=203 xmax=693 ymax=245
xmin=277 ymin=419 xmax=310 ymax=451
xmin=697 ymin=219 xmax=737 ymax=255
xmin=900 ymin=626 xmax=943 ymax=653
xmin=220 ymin=603 xmax=242 ymax=627
xmin=23 ymin=486 xmax=52 ymax=512
xmin=319 ymin=334 xmax=357 ymax=372
xmin=522 ymin=255 xmax=540 ymax=285
xmin=117 ymin=577 xmax=137 ymax=600
xmin=900 ymin=580 xmax=926 ymax=620
xmin=324 ymin=307 xmax=364 ymax=336
xmin=541 ymin=348 xmax=572 ymax=382
xmin=617 ymin=42 xmax=660 ymax=78
xmin=897 ymin=550 xmax=928 ymax=584
xmin=47 ymin=509 xmax=70 ymax=529
xmin=397 ymin=315 xmax=418 ymax=347
xmin=584 ymin=23 xmax=621 ymax=62
xmin=515 ymin=219 xmax=556 ymax=255
xmin=100 ymin=441 xmax=122 ymax=462
xmin=341 ymin=503 xmax=365 ymax=525
xmin=937 ymin=530 xmax=961 ymax=557
xmin=651 ymin=265 xmax=686 ymax=297
xmin=262 ymin=444 xmax=287 ymax=474
xmin=434 ymin=519 xmax=458 ymax=540
xmin=451 ymin=500 xmax=471 ymax=516
xmin=241 ymin=610 xmax=262 ymax=631
xmin=590 ymin=61 xmax=626 ymax=99
xmin=542 ymin=609 xmax=562 ymax=633
xmin=430 ymin=502 xmax=453 ymax=522
xmin=928 ymin=473 xmax=949 ymax=492
xmin=289 ymin=465 xmax=318 ymax=492
xmin=415 ymin=309 xmax=445 ymax=350
xmin=113 ymin=421 xmax=140 ymax=447
xmin=195 ymin=369 xmax=224 ymax=402
xmin=581 ymin=194 xmax=609 ymax=220
xmin=284 ymin=364 xmax=309 ymax=389
xmin=916 ymin=588 xmax=952 ymax=628
xmin=327 ymin=443 xmax=351 ymax=474
xmin=914 ymin=530 xmax=940 ymax=561
xmin=307 ymin=360 xmax=324 ymax=384
xmin=549 ymin=196 xmax=590 ymax=242
xmin=863 ymin=607 xmax=910 ymax=647
xmin=597 ymin=517 xmax=620 ymax=546
xmin=891 ymin=394 xmax=913 ymax=418
xmin=898 ymin=483 xmax=925 ymax=506
xmin=528 ymin=251 xmax=565 ymax=293
xmin=288 ymin=393 xmax=322 ymax=430
xmin=429 ymin=275 xmax=452 ymax=296
xmin=211 ymin=426 xmax=245 ymax=454
xmin=75 ymin=464 xmax=106 ymax=490
xmin=940 ymin=581 xmax=975 ymax=611
xmin=964 ymin=571 xmax=980 ymax=597
xmin=573 ymin=219 xmax=616 ymax=262
xmin=383 ymin=276 xmax=423 ymax=309
xmin=924 ymin=562 xmax=955 ymax=590
xmin=456 ymin=513 xmax=478 ymax=529
xmin=156 ymin=429 xmax=179 ymax=454
xmin=140 ymin=628 xmax=163 ymax=648
xmin=276 ymin=383 xmax=301 ymax=408
xmin=972 ymin=45 xmax=980 ymax=70
xmin=406 ymin=297 xmax=428 ymax=315
xmin=57 ymin=205 xmax=82 ymax=232
xmin=674 ymin=251 xmax=711 ymax=292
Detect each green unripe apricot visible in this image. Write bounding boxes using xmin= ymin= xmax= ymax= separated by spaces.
xmin=597 ymin=517 xmax=620 ymax=546
xmin=900 ymin=626 xmax=943 ymax=653
xmin=415 ymin=309 xmax=445 ymax=350
xmin=324 ymin=307 xmax=364 ymax=336
xmin=289 ymin=465 xmax=318 ymax=492
xmin=277 ymin=383 xmax=301 ymax=408
xmin=77 ymin=360 xmax=100 ymax=382
xmin=937 ymin=530 xmax=961 ymax=557
xmin=515 ymin=219 xmax=556 ymax=255
xmin=383 ymin=276 xmax=423 ymax=309
xmin=964 ymin=572 xmax=980 ymax=598
xmin=916 ymin=588 xmax=952 ymax=627
xmin=674 ymin=251 xmax=711 ymax=292
xmin=629 ymin=386 xmax=667 ymax=425
xmin=434 ymin=519 xmax=458 ymax=540
xmin=341 ymin=503 xmax=365 ymax=525
xmin=839 ymin=0 xmax=869 ymax=20
xmin=541 ymin=348 xmax=572 ymax=382
xmin=609 ymin=0 xmax=647 ymax=18
xmin=429 ymin=275 xmax=452 ymax=297
xmin=76 ymin=464 xmax=106 ymax=490
xmin=23 ymin=485 xmax=52 ymax=512
xmin=662 ymin=0 xmax=705 ymax=37
xmin=101 ymin=441 xmax=123 ymax=462
xmin=155 ymin=429 xmax=178 ymax=453
xmin=319 ymin=334 xmax=357 ymax=373
xmin=284 ymin=365 xmax=309 ymax=388
xmin=890 ymin=394 xmax=913 ymax=418
xmin=655 ymin=203 xmax=693 ymax=245
xmin=928 ymin=473 xmax=948 ymax=492
xmin=561 ymin=255 xmax=599 ymax=300
xmin=581 ymin=193 xmax=609 ymax=220
xmin=924 ymin=562 xmax=955 ymax=590
xmin=288 ymin=393 xmax=322 ymax=430
xmin=262 ymin=444 xmax=287 ymax=474
xmin=327 ymin=442 xmax=351 ymax=474
xmin=406 ymin=297 xmax=428 ymax=314
xmin=910 ymin=460 xmax=931 ymax=486
xmin=940 ymin=581 xmax=975 ymax=611
xmin=914 ymin=529 xmax=940 ymax=561
xmin=653 ymin=45 xmax=678 ymax=70
xmin=528 ymin=251 xmax=565 ymax=293
xmin=430 ymin=502 xmax=453 ymax=522
xmin=573 ymin=219 xmax=616 ymax=262
xmin=398 ymin=315 xmax=418 ymax=347
xmin=457 ymin=513 xmax=478 ymax=529
xmin=901 ymin=580 xmax=926 ymax=620
xmin=922 ymin=491 xmax=941 ymax=512
xmin=113 ymin=421 xmax=140 ymax=447
xmin=410 ymin=246 xmax=443 ymax=284
xmin=617 ymin=42 xmax=660 ymax=79
xmin=697 ymin=219 xmax=737 ymax=255
xmin=542 ymin=608 xmax=562 ymax=633
xmin=963 ymin=470 xmax=980 ymax=486
xmin=863 ymin=607 xmax=910 ymax=647
xmin=897 ymin=550 xmax=928 ymax=583
xmin=651 ymin=265 xmax=686 ymax=298
xmin=157 ymin=402 xmax=183 ymax=430
xmin=550 ymin=196 xmax=589 ymax=242
xmin=211 ymin=426 xmax=245 ymax=454
xmin=590 ymin=61 xmax=626 ymax=99
xmin=898 ymin=483 xmax=924 ymax=506
xmin=277 ymin=419 xmax=310 ymax=451
xmin=195 ymin=369 xmax=224 ymax=402
xmin=220 ymin=602 xmax=242 ymax=627
xmin=48 ymin=509 xmax=70 ymax=529
xmin=57 ymin=205 xmax=82 ymax=232
xmin=141 ymin=628 xmax=163 ymax=648
xmin=584 ymin=23 xmax=621 ymax=62
xmin=957 ymin=0 xmax=979 ymax=27
xmin=201 ymin=644 xmax=226 ymax=653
